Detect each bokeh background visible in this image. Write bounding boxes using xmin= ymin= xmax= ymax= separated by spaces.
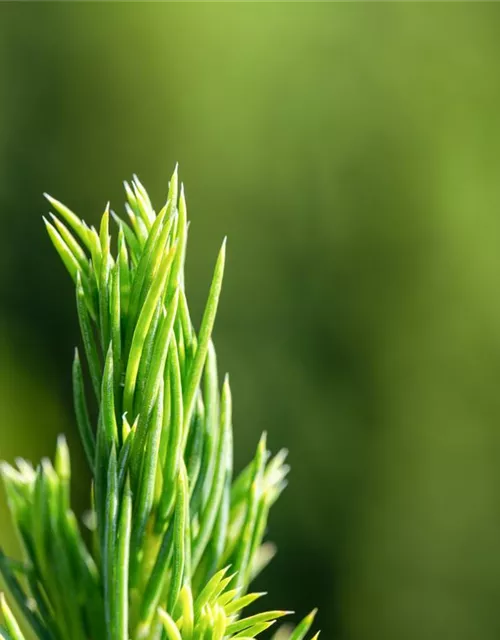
xmin=2 ymin=3 xmax=500 ymax=639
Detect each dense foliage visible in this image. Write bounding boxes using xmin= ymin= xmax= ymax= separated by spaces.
xmin=0 ymin=170 xmax=318 ymax=640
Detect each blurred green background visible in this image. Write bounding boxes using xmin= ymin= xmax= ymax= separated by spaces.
xmin=3 ymin=3 xmax=500 ymax=639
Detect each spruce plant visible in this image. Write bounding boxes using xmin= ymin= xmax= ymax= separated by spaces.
xmin=0 ymin=169 xmax=318 ymax=640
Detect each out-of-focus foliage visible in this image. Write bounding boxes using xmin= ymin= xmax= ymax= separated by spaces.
xmin=0 ymin=330 xmax=85 ymax=557
xmin=2 ymin=4 xmax=500 ymax=639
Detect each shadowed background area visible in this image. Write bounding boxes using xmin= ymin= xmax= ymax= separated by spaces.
xmin=2 ymin=4 xmax=500 ymax=639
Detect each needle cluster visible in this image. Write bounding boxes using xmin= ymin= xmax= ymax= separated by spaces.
xmin=0 ymin=169 xmax=318 ymax=640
